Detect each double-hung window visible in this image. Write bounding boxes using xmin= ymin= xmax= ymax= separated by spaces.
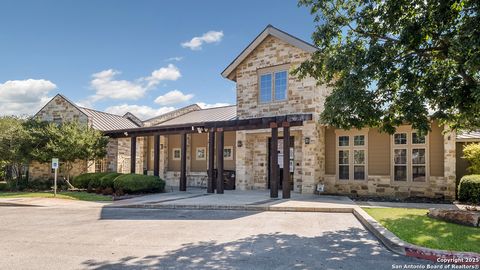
xmin=392 ymin=130 xmax=427 ymax=182
xmin=259 ymin=70 xmax=288 ymax=103
xmin=337 ymin=133 xmax=367 ymax=181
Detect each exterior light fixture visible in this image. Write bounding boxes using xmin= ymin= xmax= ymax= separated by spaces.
xmin=304 ymin=137 xmax=310 ymax=144
xmin=124 ymin=132 xmax=128 ymax=137
xmin=237 ymin=140 xmax=243 ymax=147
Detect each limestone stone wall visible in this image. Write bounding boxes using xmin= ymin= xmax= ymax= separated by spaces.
xmin=35 ymin=95 xmax=89 ymax=124
xmin=106 ymin=138 xmax=118 ymax=172
xmin=234 ymin=35 xmax=329 ymax=122
xmin=116 ymin=138 xmax=131 ymax=174
xmin=235 ymin=128 xmax=307 ymax=192
xmin=29 ymin=160 xmax=88 ymax=181
xmin=443 ymin=130 xmax=456 ymax=199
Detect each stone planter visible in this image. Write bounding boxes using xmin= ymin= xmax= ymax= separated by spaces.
xmin=428 ymin=208 xmax=480 ymax=227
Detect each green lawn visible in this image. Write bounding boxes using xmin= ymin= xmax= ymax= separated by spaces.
xmin=0 ymin=191 xmax=112 ymax=201
xmin=363 ymin=207 xmax=480 ymax=253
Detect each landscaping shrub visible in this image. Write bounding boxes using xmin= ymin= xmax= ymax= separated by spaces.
xmin=0 ymin=182 xmax=8 ymax=191
xmin=114 ymin=174 xmax=165 ymax=194
xmin=26 ymin=180 xmax=52 ymax=191
xmin=73 ymin=172 xmax=110 ymax=190
xmin=458 ymin=175 xmax=480 ymax=204
xmin=463 ymin=143 xmax=480 ymax=174
xmin=99 ymin=173 xmax=122 ymax=195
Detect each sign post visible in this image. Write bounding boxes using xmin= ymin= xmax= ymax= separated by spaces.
xmin=51 ymin=158 xmax=59 ymax=197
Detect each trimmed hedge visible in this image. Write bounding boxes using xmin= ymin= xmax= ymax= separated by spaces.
xmin=0 ymin=182 xmax=8 ymax=191
xmin=114 ymin=174 xmax=165 ymax=194
xmin=73 ymin=172 xmax=111 ymax=190
xmin=99 ymin=173 xmax=122 ymax=189
xmin=458 ymin=175 xmax=480 ymax=204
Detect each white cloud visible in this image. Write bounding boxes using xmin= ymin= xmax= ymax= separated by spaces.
xmin=154 ymin=90 xmax=194 ymax=106
xmin=90 ymin=64 xmax=181 ymax=102
xmin=145 ymin=64 xmax=181 ymax=88
xmin=0 ymin=79 xmax=56 ymax=116
xmin=197 ymin=102 xmax=231 ymax=109
xmin=105 ymin=104 xmax=176 ymax=120
xmin=181 ymin=30 xmax=224 ymax=50
xmin=165 ymin=56 xmax=184 ymax=62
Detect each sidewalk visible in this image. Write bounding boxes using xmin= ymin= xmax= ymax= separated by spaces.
xmin=108 ymin=188 xmax=357 ymax=212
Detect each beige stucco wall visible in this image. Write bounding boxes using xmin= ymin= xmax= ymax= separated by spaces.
xmin=367 ymin=128 xmax=391 ymax=175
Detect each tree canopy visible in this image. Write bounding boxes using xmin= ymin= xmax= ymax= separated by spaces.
xmin=0 ymin=117 xmax=108 ymax=183
xmin=296 ymin=0 xmax=479 ymax=134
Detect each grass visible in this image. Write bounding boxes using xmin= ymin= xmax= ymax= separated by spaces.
xmin=0 ymin=191 xmax=112 ymax=201
xmin=363 ymin=207 xmax=480 ymax=253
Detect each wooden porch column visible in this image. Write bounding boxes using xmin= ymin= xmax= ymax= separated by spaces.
xmin=270 ymin=124 xmax=278 ymax=198
xmin=282 ymin=123 xmax=291 ymax=199
xmin=216 ymin=129 xmax=224 ymax=194
xmin=153 ymin=135 xmax=160 ymax=177
xmin=207 ymin=130 xmax=215 ymax=193
xmin=180 ymin=133 xmax=187 ymax=191
xmin=130 ymin=136 xmax=137 ymax=174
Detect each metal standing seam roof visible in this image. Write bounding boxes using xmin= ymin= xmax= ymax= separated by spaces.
xmin=79 ymin=107 xmax=140 ymax=131
xmin=155 ymin=105 xmax=237 ymax=126
xmin=456 ymin=131 xmax=480 ymax=141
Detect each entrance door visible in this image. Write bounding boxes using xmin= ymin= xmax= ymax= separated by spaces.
xmin=268 ymin=136 xmax=294 ymax=190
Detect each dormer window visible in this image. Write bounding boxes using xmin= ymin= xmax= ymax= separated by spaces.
xmin=259 ymin=70 xmax=288 ymax=103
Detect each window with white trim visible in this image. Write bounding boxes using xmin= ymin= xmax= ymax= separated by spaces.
xmin=392 ymin=131 xmax=427 ymax=182
xmin=337 ymin=134 xmax=367 ymax=181
xmin=259 ymin=70 xmax=288 ymax=103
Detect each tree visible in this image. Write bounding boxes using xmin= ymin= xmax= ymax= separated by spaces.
xmin=30 ymin=121 xmax=109 ymax=183
xmin=463 ymin=143 xmax=480 ymax=174
xmin=295 ymin=0 xmax=479 ymax=134
xmin=0 ymin=116 xmax=32 ymax=189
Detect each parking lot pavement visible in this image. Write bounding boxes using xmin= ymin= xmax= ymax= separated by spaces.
xmin=0 ymin=206 xmax=437 ymax=270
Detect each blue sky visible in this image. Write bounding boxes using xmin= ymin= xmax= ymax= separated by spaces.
xmin=0 ymin=0 xmax=315 ymax=119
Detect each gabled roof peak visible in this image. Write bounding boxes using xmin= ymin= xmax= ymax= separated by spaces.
xmin=221 ymin=25 xmax=317 ymax=81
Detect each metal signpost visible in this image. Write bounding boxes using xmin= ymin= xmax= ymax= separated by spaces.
xmin=51 ymin=158 xmax=59 ymax=197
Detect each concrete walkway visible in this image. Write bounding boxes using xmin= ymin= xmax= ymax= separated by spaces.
xmin=110 ymin=188 xmax=357 ymax=212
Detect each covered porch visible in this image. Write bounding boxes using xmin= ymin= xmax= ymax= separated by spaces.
xmin=105 ymin=114 xmax=312 ymax=199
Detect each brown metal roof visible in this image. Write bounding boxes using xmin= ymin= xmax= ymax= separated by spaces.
xmin=155 ymin=105 xmax=237 ymax=126
xmin=79 ymin=107 xmax=140 ymax=131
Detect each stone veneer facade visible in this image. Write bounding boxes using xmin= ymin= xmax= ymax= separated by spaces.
xmin=28 ymin=29 xmax=458 ymax=200
xmin=232 ymin=35 xmax=329 ymax=193
xmin=29 ymin=95 xmax=94 ymax=181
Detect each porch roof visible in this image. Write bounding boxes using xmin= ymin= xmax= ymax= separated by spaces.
xmin=103 ymin=113 xmax=313 ymax=138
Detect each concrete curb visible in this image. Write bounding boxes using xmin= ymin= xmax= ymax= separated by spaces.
xmin=353 ymin=207 xmax=480 ymax=266
xmin=110 ymin=202 xmax=480 ymax=265
xmin=108 ymin=203 xmax=353 ymax=213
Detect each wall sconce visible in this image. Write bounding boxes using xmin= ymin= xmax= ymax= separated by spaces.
xmin=304 ymin=137 xmax=310 ymax=144
xmin=160 ymin=144 xmax=164 ymax=149
xmin=237 ymin=140 xmax=243 ymax=147
xmin=124 ymin=132 xmax=128 ymax=137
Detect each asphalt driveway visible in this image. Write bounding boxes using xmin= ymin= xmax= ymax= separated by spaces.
xmin=0 ymin=206 xmax=435 ymax=269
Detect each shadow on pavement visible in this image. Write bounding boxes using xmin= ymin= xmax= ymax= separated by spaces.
xmin=81 ymin=227 xmax=431 ymax=270
xmin=99 ymin=207 xmax=259 ymax=221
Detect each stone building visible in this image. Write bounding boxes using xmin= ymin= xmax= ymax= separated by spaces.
xmin=33 ymin=25 xmax=460 ymax=200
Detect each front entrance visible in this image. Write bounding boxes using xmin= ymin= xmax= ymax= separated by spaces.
xmin=268 ymin=136 xmax=294 ymax=190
